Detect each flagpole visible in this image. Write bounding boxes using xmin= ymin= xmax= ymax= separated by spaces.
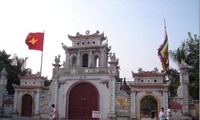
xmin=40 ymin=30 xmax=45 ymax=77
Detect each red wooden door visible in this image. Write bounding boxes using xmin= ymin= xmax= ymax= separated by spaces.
xmin=21 ymin=94 xmax=33 ymax=117
xmin=69 ymin=83 xmax=99 ymax=119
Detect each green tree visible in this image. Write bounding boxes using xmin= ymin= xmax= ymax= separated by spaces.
xmin=169 ymin=32 xmax=199 ymax=100
xmin=166 ymin=68 xmax=180 ymax=97
xmin=0 ymin=50 xmax=32 ymax=94
xmin=44 ymin=79 xmax=52 ymax=86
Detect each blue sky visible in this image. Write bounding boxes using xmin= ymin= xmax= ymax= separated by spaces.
xmin=0 ymin=0 xmax=199 ymax=80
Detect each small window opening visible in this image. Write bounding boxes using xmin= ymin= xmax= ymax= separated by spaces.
xmin=82 ymin=54 xmax=88 ymax=67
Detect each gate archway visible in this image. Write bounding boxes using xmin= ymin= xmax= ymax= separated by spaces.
xmin=68 ymin=82 xmax=99 ymax=119
xmin=139 ymin=95 xmax=159 ymax=120
xmin=21 ymin=94 xmax=33 ymax=117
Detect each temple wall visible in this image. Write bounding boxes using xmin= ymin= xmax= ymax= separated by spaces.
xmin=2 ymin=95 xmax=13 ymax=118
xmin=168 ymin=97 xmax=198 ymax=120
xmin=56 ymin=75 xmax=111 ymax=119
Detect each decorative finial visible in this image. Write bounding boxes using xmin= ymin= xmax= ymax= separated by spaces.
xmin=1 ymin=68 xmax=7 ymax=76
xmin=54 ymin=55 xmax=61 ymax=64
xmin=52 ymin=55 xmax=61 ymax=68
xmin=93 ymin=30 xmax=99 ymax=35
xmin=154 ymin=67 xmax=159 ymax=72
xmin=138 ymin=68 xmax=142 ymax=72
xmin=86 ymin=30 xmax=90 ymax=35
xmin=76 ymin=32 xmax=80 ymax=36
xmin=180 ymin=60 xmax=189 ymax=69
xmin=131 ymin=71 xmax=135 ymax=78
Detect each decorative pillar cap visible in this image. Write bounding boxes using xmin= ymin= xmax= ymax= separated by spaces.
xmin=180 ymin=60 xmax=189 ymax=69
xmin=1 ymin=68 xmax=8 ymax=76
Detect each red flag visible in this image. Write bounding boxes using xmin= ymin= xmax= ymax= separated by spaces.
xmin=25 ymin=32 xmax=44 ymax=51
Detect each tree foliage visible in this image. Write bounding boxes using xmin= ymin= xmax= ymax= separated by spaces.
xmin=169 ymin=32 xmax=199 ymax=100
xmin=0 ymin=50 xmax=32 ymax=94
xmin=166 ymin=68 xmax=180 ymax=97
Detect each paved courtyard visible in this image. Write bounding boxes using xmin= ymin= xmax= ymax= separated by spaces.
xmin=0 ymin=117 xmax=49 ymax=120
xmin=1 ymin=117 xmax=158 ymax=120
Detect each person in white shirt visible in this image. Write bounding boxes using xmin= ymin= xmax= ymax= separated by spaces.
xmin=159 ymin=107 xmax=166 ymax=120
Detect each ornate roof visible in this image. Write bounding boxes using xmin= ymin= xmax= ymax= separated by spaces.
xmin=68 ymin=30 xmax=107 ymax=41
xmin=19 ymin=75 xmax=47 ymax=81
xmin=132 ymin=71 xmax=164 ymax=77
xmin=66 ymin=44 xmax=107 ymax=50
xmin=15 ymin=75 xmax=49 ymax=90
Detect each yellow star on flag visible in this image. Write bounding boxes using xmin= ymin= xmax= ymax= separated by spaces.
xmin=29 ymin=38 xmax=38 ymax=45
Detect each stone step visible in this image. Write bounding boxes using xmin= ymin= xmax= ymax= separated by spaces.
xmin=0 ymin=117 xmax=49 ymax=120
xmin=9 ymin=117 xmax=49 ymax=120
xmin=11 ymin=117 xmax=30 ymax=120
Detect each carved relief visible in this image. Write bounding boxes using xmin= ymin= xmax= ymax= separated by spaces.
xmin=99 ymin=80 xmax=109 ymax=88
xmin=3 ymin=98 xmax=13 ymax=107
xmin=40 ymin=92 xmax=52 ymax=113
xmin=169 ymin=101 xmax=182 ymax=113
xmin=116 ymin=98 xmax=131 ymax=111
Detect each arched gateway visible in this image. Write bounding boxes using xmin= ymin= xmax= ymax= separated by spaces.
xmin=130 ymin=69 xmax=169 ymax=120
xmin=21 ymin=94 xmax=33 ymax=117
xmin=68 ymin=82 xmax=99 ymax=119
xmin=140 ymin=95 xmax=158 ymax=120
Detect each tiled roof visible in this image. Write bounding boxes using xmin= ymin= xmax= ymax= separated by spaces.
xmin=68 ymin=34 xmax=106 ymax=41
xmin=19 ymin=76 xmax=46 ymax=81
xmin=133 ymin=72 xmax=164 ymax=77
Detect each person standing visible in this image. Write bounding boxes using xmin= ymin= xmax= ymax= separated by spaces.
xmin=150 ymin=108 xmax=155 ymax=119
xmin=166 ymin=109 xmax=172 ymax=120
xmin=159 ymin=107 xmax=166 ymax=120
xmin=51 ymin=104 xmax=58 ymax=120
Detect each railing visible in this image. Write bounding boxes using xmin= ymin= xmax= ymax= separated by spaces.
xmin=53 ymin=67 xmax=109 ymax=76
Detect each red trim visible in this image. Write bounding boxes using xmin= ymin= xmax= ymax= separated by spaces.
xmin=14 ymin=85 xmax=49 ymax=90
xmin=19 ymin=76 xmax=46 ymax=81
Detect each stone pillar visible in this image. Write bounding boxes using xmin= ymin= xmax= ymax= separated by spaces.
xmin=77 ymin=51 xmax=81 ymax=67
xmin=0 ymin=68 xmax=8 ymax=117
xmin=108 ymin=77 xmax=116 ymax=120
xmin=34 ymin=91 xmax=40 ymax=118
xmin=11 ymin=90 xmax=18 ymax=116
xmin=130 ymin=91 xmax=137 ymax=120
xmin=52 ymin=55 xmax=61 ymax=108
xmin=100 ymin=49 xmax=104 ymax=67
xmin=52 ymin=77 xmax=59 ymax=109
xmin=163 ymin=90 xmax=169 ymax=111
xmin=179 ymin=60 xmax=192 ymax=120
xmin=0 ymin=68 xmax=8 ymax=86
xmin=65 ymin=51 xmax=69 ymax=68
xmin=89 ymin=51 xmax=92 ymax=67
